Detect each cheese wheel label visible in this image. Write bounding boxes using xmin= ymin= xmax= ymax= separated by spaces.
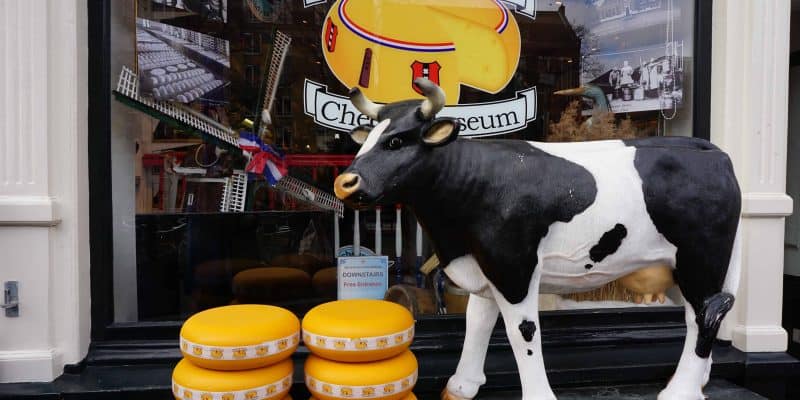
xmin=180 ymin=332 xmax=299 ymax=361
xmin=306 ymin=370 xmax=417 ymax=399
xmin=321 ymin=0 xmax=520 ymax=104
xmin=306 ymin=0 xmax=539 ymax=137
xmin=172 ymin=372 xmax=292 ymax=400
xmin=303 ymin=326 xmax=413 ymax=352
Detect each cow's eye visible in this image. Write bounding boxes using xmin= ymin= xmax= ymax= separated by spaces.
xmin=388 ymin=137 xmax=403 ymax=150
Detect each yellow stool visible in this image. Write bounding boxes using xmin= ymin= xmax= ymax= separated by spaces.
xmin=180 ymin=304 xmax=300 ymax=370
xmin=311 ymin=267 xmax=338 ymax=299
xmin=232 ymin=267 xmax=312 ymax=304
xmin=172 ymin=358 xmax=293 ymax=400
xmin=305 ymin=350 xmax=417 ymax=400
xmin=270 ymin=254 xmax=326 ymax=276
xmin=302 ymin=299 xmax=414 ymax=362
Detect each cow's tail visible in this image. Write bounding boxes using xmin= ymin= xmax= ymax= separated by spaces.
xmin=716 ymin=221 xmax=742 ymax=342
xmin=722 ymin=221 xmax=742 ymax=296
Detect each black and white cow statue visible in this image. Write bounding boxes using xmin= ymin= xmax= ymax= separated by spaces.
xmin=333 ymin=79 xmax=741 ymax=400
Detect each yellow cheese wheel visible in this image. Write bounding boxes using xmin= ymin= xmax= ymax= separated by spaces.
xmin=172 ymin=358 xmax=293 ymax=400
xmin=321 ymin=0 xmax=520 ymax=104
xmin=305 ymin=350 xmax=417 ymax=400
xmin=180 ymin=305 xmax=300 ymax=370
xmin=311 ymin=267 xmax=338 ymax=299
xmin=302 ymin=299 xmax=414 ymax=362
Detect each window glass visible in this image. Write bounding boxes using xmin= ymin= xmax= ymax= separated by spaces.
xmin=111 ymin=0 xmax=696 ymax=322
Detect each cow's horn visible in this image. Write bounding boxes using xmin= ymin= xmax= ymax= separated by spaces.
xmin=415 ymin=78 xmax=446 ymax=119
xmin=349 ymin=87 xmax=382 ymax=120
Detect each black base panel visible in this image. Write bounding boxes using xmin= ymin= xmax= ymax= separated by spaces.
xmin=477 ymin=379 xmax=766 ymax=400
xmin=0 ymin=344 xmax=798 ymax=400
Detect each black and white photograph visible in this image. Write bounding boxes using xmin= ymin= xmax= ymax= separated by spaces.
xmin=136 ymin=18 xmax=230 ymax=103
xmin=587 ymin=44 xmax=684 ymax=114
xmin=151 ymin=0 xmax=228 ymax=22
xmin=565 ymin=0 xmax=691 ymax=115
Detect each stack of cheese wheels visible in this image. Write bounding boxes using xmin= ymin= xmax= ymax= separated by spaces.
xmin=303 ymin=299 xmax=417 ymax=400
xmin=172 ymin=305 xmax=300 ymax=400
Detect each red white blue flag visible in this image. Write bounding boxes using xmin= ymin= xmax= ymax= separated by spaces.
xmin=238 ymin=131 xmax=288 ymax=186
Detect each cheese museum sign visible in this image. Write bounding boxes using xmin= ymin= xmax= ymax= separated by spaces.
xmin=303 ymin=0 xmax=538 ymax=138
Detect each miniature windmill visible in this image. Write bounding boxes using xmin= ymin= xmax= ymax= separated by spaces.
xmin=113 ymin=30 xmax=343 ymax=217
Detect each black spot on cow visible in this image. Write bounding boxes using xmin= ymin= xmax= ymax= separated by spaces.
xmin=629 ymin=144 xmax=740 ymax=316
xmin=407 ymin=139 xmax=597 ymax=304
xmin=622 ymin=136 xmax=720 ymax=151
xmin=527 ymin=349 xmax=533 ymax=356
xmin=518 ymin=320 xmax=536 ymax=342
xmin=589 ymin=224 xmax=627 ymax=262
xmin=584 ymin=264 xmax=593 ymax=270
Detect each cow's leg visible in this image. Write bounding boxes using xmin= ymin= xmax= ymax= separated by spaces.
xmin=658 ymin=242 xmax=737 ymax=400
xmin=442 ymin=255 xmax=497 ymax=400
xmin=658 ymin=292 xmax=733 ymax=400
xmin=442 ymin=294 xmax=499 ymax=400
xmin=491 ymin=269 xmax=555 ymax=400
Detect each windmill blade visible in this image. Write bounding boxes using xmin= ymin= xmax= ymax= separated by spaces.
xmin=254 ymin=30 xmax=291 ymax=135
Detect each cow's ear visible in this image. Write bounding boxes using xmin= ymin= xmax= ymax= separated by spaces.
xmin=350 ymin=125 xmax=372 ymax=145
xmin=421 ymin=118 xmax=459 ymax=147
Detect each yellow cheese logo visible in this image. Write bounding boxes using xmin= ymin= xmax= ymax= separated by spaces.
xmin=222 ymin=394 xmax=235 ymax=400
xmin=277 ymin=339 xmax=289 ymax=350
xmin=256 ymin=345 xmax=269 ymax=356
xmin=191 ymin=346 xmax=203 ymax=356
xmin=210 ymin=349 xmax=223 ymax=359
xmin=362 ymin=387 xmax=375 ymax=397
xmin=376 ymin=337 xmax=389 ymax=348
xmin=233 ymin=348 xmax=247 ymax=359
xmin=322 ymin=0 xmax=521 ymax=105
xmin=201 ymin=394 xmax=213 ymax=400
xmin=341 ymin=387 xmax=354 ymax=397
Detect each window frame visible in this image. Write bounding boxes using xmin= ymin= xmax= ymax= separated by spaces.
xmin=88 ymin=0 xmax=713 ymax=345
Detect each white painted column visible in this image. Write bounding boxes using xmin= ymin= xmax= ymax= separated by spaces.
xmin=0 ymin=0 xmax=90 ymax=382
xmin=711 ymin=0 xmax=792 ymax=352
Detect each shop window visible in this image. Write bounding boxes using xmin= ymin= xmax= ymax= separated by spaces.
xmin=241 ymin=32 xmax=261 ymax=54
xmin=245 ymin=64 xmax=260 ymax=87
xmin=98 ymin=0 xmax=706 ymax=329
xmin=276 ymin=95 xmax=291 ymax=116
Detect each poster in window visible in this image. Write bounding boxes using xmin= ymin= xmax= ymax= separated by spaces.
xmin=151 ymin=0 xmax=228 ymax=22
xmin=136 ymin=18 xmax=230 ymax=103
xmin=305 ymin=0 xmax=539 ymax=138
xmin=568 ymin=0 xmax=688 ymax=115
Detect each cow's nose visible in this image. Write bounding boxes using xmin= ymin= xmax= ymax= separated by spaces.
xmin=334 ymin=173 xmax=361 ymax=199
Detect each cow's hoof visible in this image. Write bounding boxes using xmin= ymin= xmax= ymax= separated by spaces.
xmin=657 ymin=389 xmax=706 ymax=400
xmin=441 ymin=388 xmax=472 ymax=400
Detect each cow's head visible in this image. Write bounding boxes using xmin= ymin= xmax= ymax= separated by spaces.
xmin=333 ymin=78 xmax=460 ymax=208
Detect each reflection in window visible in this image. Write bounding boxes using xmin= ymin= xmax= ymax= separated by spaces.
xmin=109 ymin=0 xmax=697 ymax=322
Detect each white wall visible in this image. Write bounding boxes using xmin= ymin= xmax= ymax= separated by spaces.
xmin=0 ymin=0 xmax=90 ymax=382
xmin=711 ymin=0 xmax=793 ymax=352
